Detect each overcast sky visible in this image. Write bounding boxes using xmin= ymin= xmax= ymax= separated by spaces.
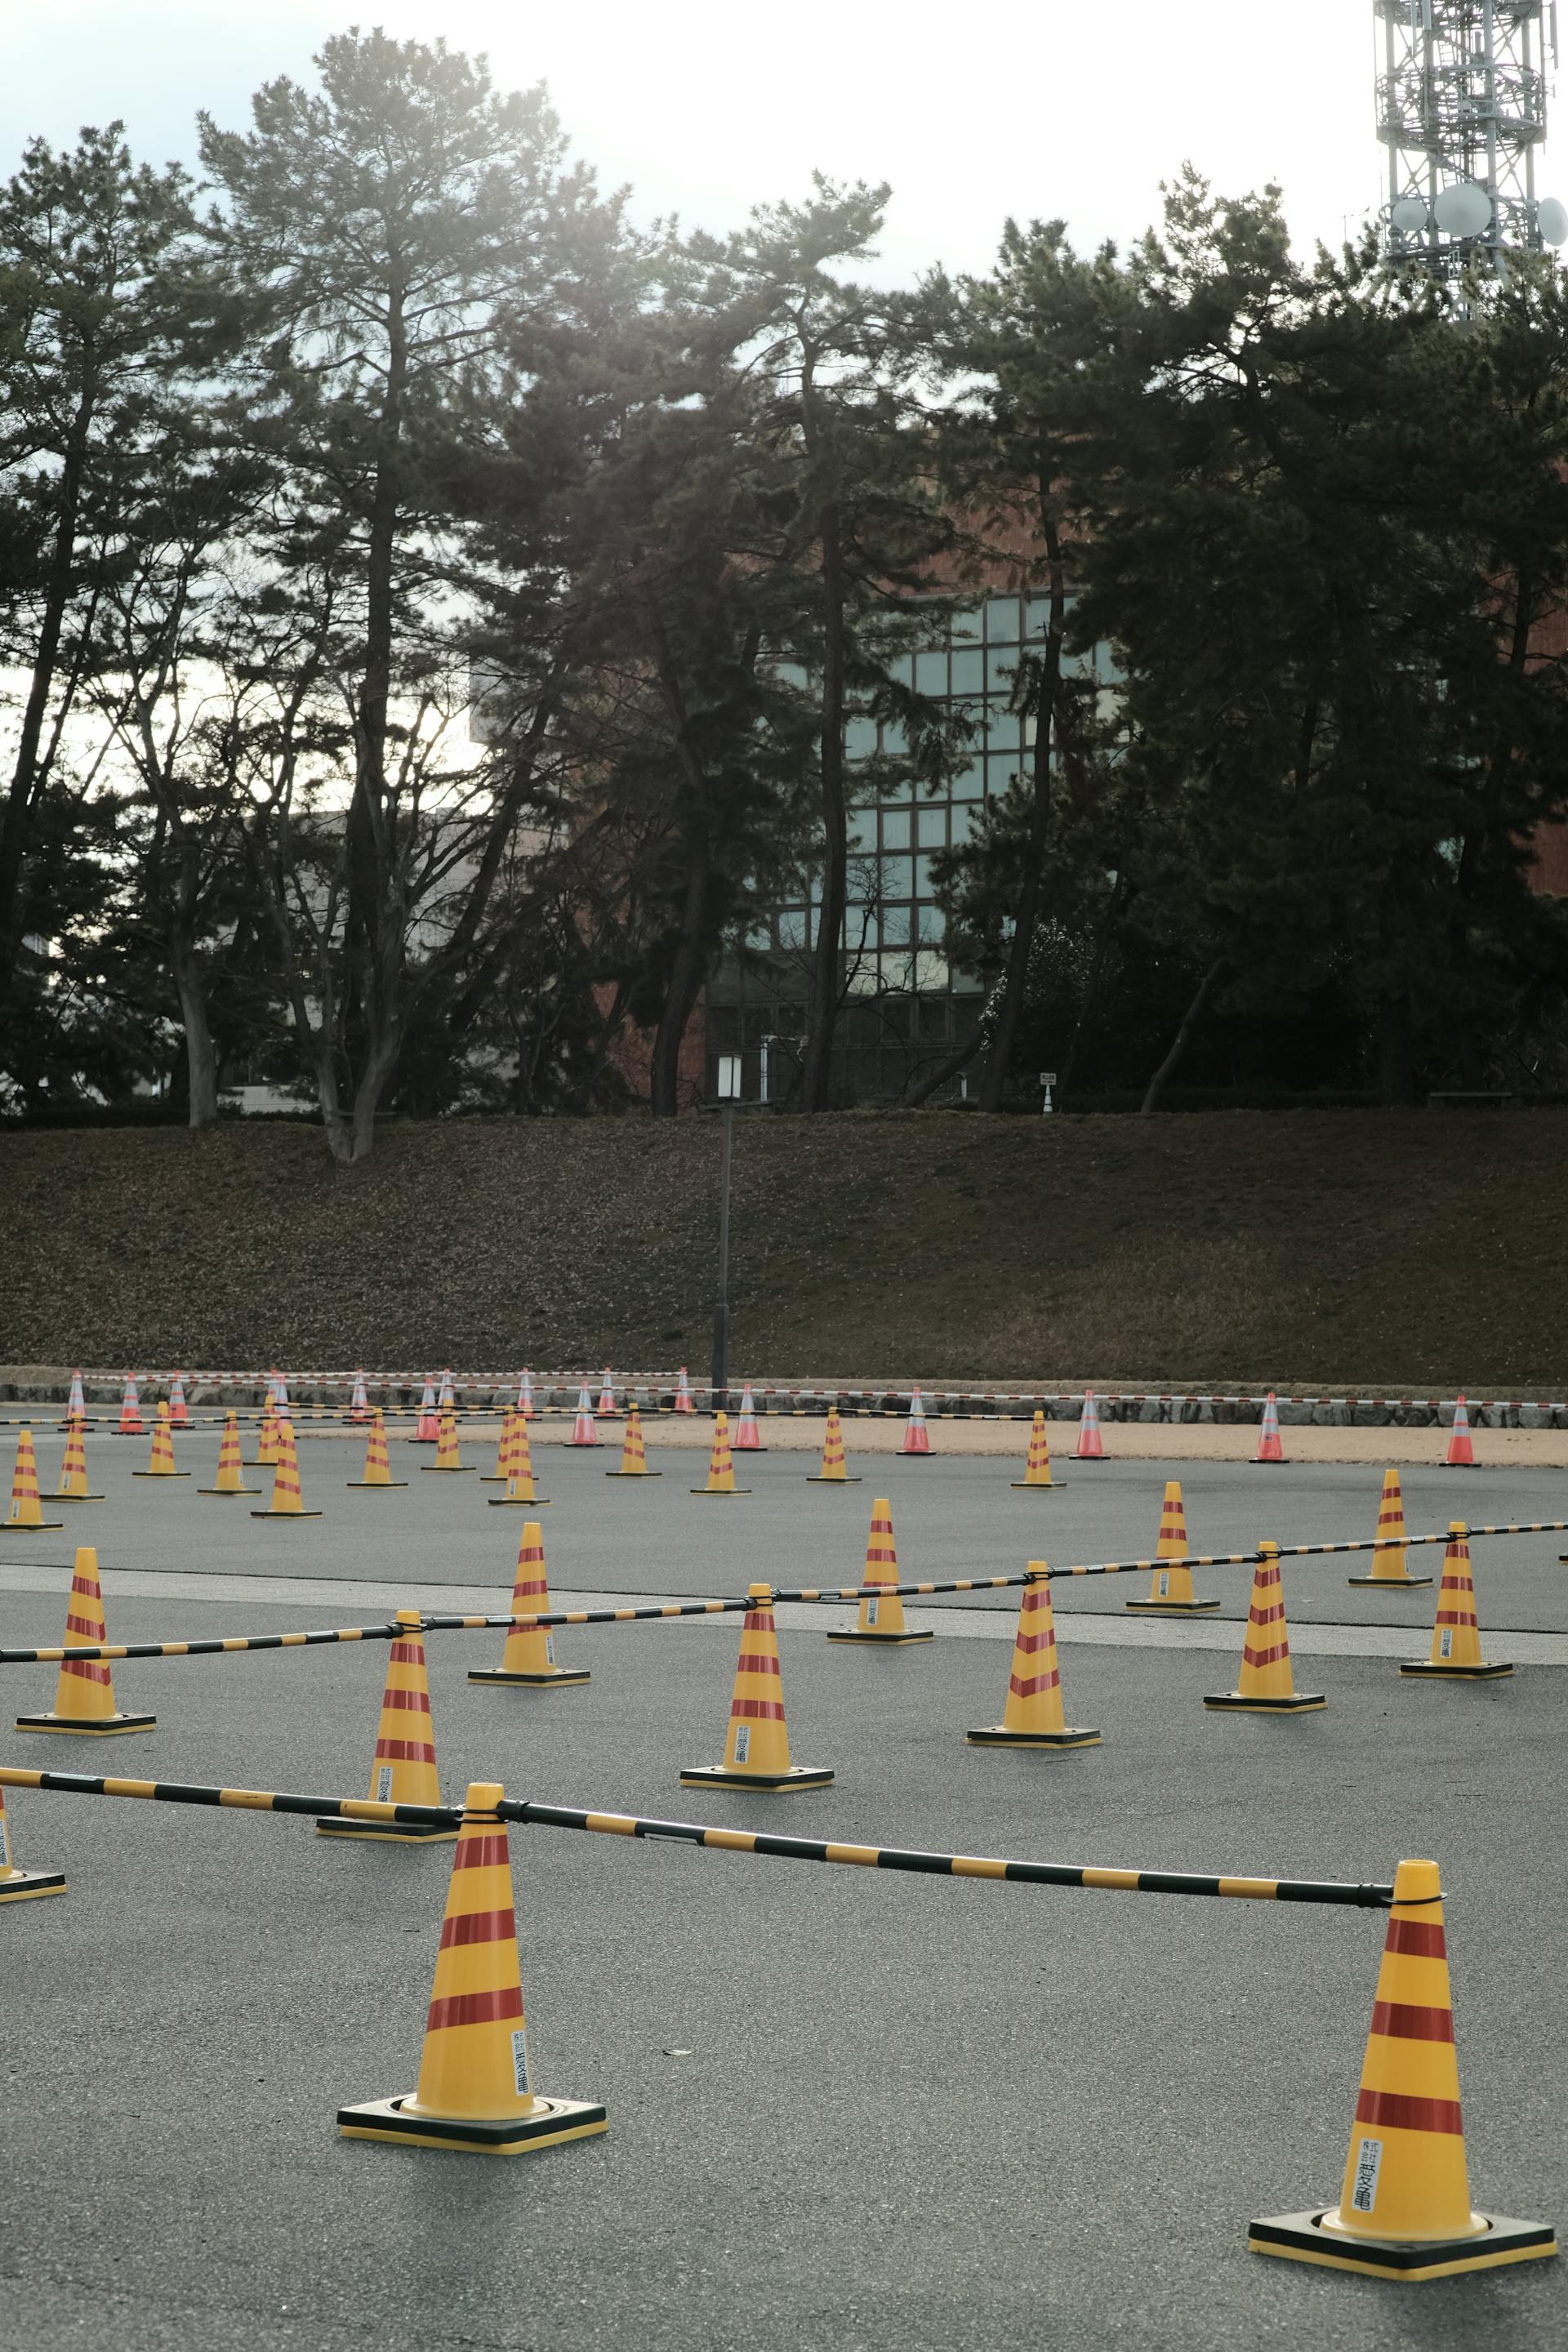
xmin=6 ymin=1 xmax=1561 ymax=279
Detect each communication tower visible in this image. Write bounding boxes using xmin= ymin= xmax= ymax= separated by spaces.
xmin=1377 ymin=0 xmax=1566 ymax=276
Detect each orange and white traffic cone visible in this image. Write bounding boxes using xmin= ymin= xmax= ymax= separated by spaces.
xmin=682 ymin=1586 xmax=832 ymax=1789
xmin=132 ymin=1401 xmax=189 ymax=1480
xmin=1126 ymin=1479 xmax=1218 ymax=1614
xmin=596 ymin=1367 xmax=617 ymax=1418
xmin=414 ymin=1379 xmax=439 ymax=1442
xmin=1072 ymin=1388 xmax=1104 ymax=1460
xmin=0 ymin=1781 xmax=65 ymax=1902
xmin=968 ymin=1568 xmax=1099 ymax=1749
xmin=568 ymin=1383 xmax=598 ymax=1446
xmin=51 ymin=1423 xmax=104 ymax=1503
xmin=167 ymin=1371 xmax=190 ymax=1428
xmin=733 ymin=1383 xmax=766 ymax=1450
xmin=827 ymin=1495 xmax=932 ymax=1646
xmin=336 ymin=1779 xmax=607 ymax=2153
xmin=516 ymin=1370 xmax=535 ymax=1419
xmin=899 ymin=1386 xmax=932 ymax=1456
xmin=347 ymin=1406 xmax=408 ymax=1490
xmin=1205 ymin=1542 xmax=1323 ymax=1712
xmin=1441 ymin=1395 xmax=1477 ymax=1468
xmin=319 ymin=1612 xmax=453 ymax=1842
xmin=250 ymin=1419 xmax=322 ymax=1520
xmin=693 ymin=1410 xmax=748 ymax=1495
xmin=421 ymin=1408 xmax=474 ymax=1474
xmin=483 ymin=1409 xmax=516 ymax=1483
xmin=1401 ymin=1525 xmax=1511 ymax=1680
xmin=605 ymin=1404 xmax=661 ymax=1479
xmin=1250 ymin=1856 xmax=1555 ymax=2278
xmin=1254 ymin=1391 xmax=1285 ymax=1464
xmin=488 ymin=1413 xmax=549 ymax=1506
xmin=805 ymin=1405 xmax=860 ymax=1485
xmin=60 ymin=1370 xmax=87 ymax=1431
xmin=4 ymin=1429 xmax=64 ymax=1531
xmin=198 ymin=1411 xmax=259 ymax=1496
xmin=674 ymin=1366 xmax=693 ymax=1414
xmin=1011 ymin=1410 xmax=1057 ymax=1490
xmin=347 ymin=1369 xmax=370 ymax=1422
xmin=1349 ymin=1468 xmax=1432 ymax=1589
xmin=470 ymin=1521 xmax=588 ymax=1688
xmin=118 ymin=1377 xmax=143 ymax=1436
xmin=16 ymin=1545 xmax=154 ymax=1734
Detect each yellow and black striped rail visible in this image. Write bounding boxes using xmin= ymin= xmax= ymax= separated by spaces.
xmin=0 ymin=1622 xmax=406 ymax=1667
xmin=0 ymin=1766 xmax=1399 ymax=1906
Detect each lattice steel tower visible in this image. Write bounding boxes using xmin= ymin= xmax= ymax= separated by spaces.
xmin=1377 ymin=0 xmax=1566 ymax=277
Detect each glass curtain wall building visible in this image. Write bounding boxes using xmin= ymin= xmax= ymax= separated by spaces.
xmin=704 ymin=594 xmax=1113 ymax=1104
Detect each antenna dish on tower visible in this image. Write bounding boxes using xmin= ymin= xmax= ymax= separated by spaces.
xmin=1377 ymin=0 xmax=1558 ymax=279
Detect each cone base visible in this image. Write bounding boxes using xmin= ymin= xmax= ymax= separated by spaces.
xmin=487 ymin=1495 xmax=552 ymax=1506
xmin=605 ymin=1469 xmax=662 ymax=1478
xmin=805 ymin=1476 xmax=861 ymax=1485
xmin=679 ymin=1763 xmax=834 ymax=1791
xmin=51 ymin=1492 xmax=105 ymax=1503
xmin=966 ymin=1723 xmax=1101 ymax=1748
xmin=1400 ymin=1658 xmax=1513 ymax=1678
xmin=1204 ymin=1690 xmax=1326 ymax=1712
xmin=0 ymin=1867 xmax=66 ymax=1901
xmin=1249 ymin=2209 xmax=1555 ymax=2281
xmin=419 ymin=1466 xmax=476 ymax=1475
xmin=1071 ymin=1453 xmax=1105 ymax=1463
xmin=468 ymin=1666 xmax=591 ymax=1686
xmin=16 ymin=1711 xmax=156 ymax=1735
xmin=1010 ymin=1478 xmax=1058 ymax=1489
xmin=733 ymin=1445 xmax=768 ymax=1453
xmin=1348 ymin=1573 xmax=1433 ymax=1588
xmin=1124 ymin=1596 xmax=1221 ymax=1615
xmin=131 ymin=1471 xmax=190 ymax=1480
xmin=1 ymin=1520 xmax=65 ymax=1532
xmin=337 ymin=2091 xmax=607 ymax=2154
xmin=826 ymin=1627 xmax=935 ymax=1645
xmin=898 ymin=1450 xmax=932 ymax=1459
xmin=346 ymin=1480 xmax=409 ymax=1490
xmin=691 ymin=1487 xmax=751 ymax=1496
xmin=316 ymin=1816 xmax=457 ymax=1843
xmin=1439 ymin=1459 xmax=1479 ymax=1468
xmin=1251 ymin=1456 xmax=1286 ymax=1466
xmin=249 ymin=1509 xmax=324 ymax=1520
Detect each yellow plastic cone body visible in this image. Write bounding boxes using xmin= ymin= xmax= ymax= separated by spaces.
xmin=6 ymin=1428 xmax=59 ymax=1527
xmin=1015 ymin=1411 xmax=1054 ymax=1487
xmin=50 ymin=1548 xmax=122 ymax=1723
xmin=354 ymin=1408 xmax=401 ymax=1486
xmin=55 ymin=1424 xmax=93 ymax=1498
xmin=497 ymin=1525 xmax=566 ymax=1677
xmin=719 ymin=1588 xmax=795 ymax=1775
xmin=1428 ymin=1530 xmax=1486 ymax=1668
xmin=256 ymin=1422 xmax=314 ymax=1516
xmin=428 ymin=1410 xmax=466 ymax=1471
xmin=489 ymin=1410 xmax=516 ymax=1481
xmin=617 ymin=1408 xmax=648 ymax=1475
xmin=814 ymin=1408 xmax=849 ymax=1481
xmin=1239 ymin=1545 xmax=1297 ymax=1699
xmin=505 ymin=1415 xmax=539 ymax=1501
xmin=701 ymin=1412 xmax=737 ymax=1493
xmin=855 ymin=1497 xmax=910 ymax=1634
xmin=401 ymin=1785 xmax=537 ymax=2122
xmin=256 ymin=1399 xmax=280 ymax=1465
xmin=1144 ymin=1481 xmax=1200 ymax=1605
xmin=0 ymin=1779 xmax=64 ymax=1899
xmin=209 ymin=1414 xmax=248 ymax=1492
xmin=1320 ymin=1860 xmax=1483 ymax=2247
xmin=142 ymin=1403 xmax=180 ymax=1477
xmin=367 ymin=1615 xmax=443 ymax=1808
xmin=1000 ymin=1574 xmax=1070 ymax=1735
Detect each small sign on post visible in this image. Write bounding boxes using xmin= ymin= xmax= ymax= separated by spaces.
xmin=716 ymin=1056 xmax=743 ymax=1102
xmin=1040 ymin=1071 xmax=1058 ymax=1116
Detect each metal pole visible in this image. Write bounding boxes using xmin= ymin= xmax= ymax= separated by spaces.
xmin=710 ymin=1102 xmax=734 ymax=1410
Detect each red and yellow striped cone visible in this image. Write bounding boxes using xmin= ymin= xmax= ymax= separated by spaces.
xmin=337 ymin=1780 xmax=608 ymax=2153
xmin=1204 ymin=1541 xmax=1324 ymax=1712
xmin=968 ymin=1567 xmax=1099 ymax=1749
xmin=3 ymin=1429 xmax=64 ymax=1531
xmin=682 ymin=1585 xmax=833 ymax=1790
xmin=827 ymin=1495 xmax=933 ymax=1646
xmin=1401 ymin=1525 xmax=1511 ymax=1680
xmin=16 ymin=1545 xmax=154 ymax=1734
xmin=198 ymin=1411 xmax=260 ymax=1496
xmin=805 ymin=1405 xmax=859 ymax=1485
xmin=250 ymin=1420 xmax=322 ymax=1520
xmin=1251 ymin=1857 xmax=1556 ymax=2278
xmin=51 ymin=1423 xmax=104 ymax=1502
xmin=1350 ymin=1468 xmax=1432 ymax=1589
xmin=470 ymin=1522 xmax=588 ymax=1688
xmin=319 ymin=1610 xmax=453 ymax=1842
xmin=1011 ymin=1410 xmax=1057 ymax=1490
xmin=482 ymin=1410 xmax=516 ymax=1484
xmin=1126 ymin=1479 xmax=1219 ymax=1614
xmin=347 ymin=1406 xmax=408 ymax=1490
xmin=421 ymin=1407 xmax=474 ymax=1474
xmin=488 ymin=1411 xmax=549 ymax=1505
xmin=247 ymin=1396 xmax=280 ymax=1468
xmin=692 ymin=1410 xmax=750 ymax=1496
xmin=0 ymin=1782 xmax=65 ymax=1903
xmin=605 ymin=1403 xmax=662 ymax=1478
xmin=132 ymin=1401 xmax=189 ymax=1480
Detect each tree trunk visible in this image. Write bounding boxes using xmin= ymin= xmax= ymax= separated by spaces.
xmin=1141 ymin=956 xmax=1226 ymax=1114
xmin=172 ymin=956 xmax=220 ymax=1129
xmin=650 ymin=843 xmax=710 ymax=1119
xmin=801 ymin=494 xmax=848 ymax=1113
xmin=903 ymin=1027 xmax=986 ymax=1107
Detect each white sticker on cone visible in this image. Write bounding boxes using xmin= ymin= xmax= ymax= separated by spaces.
xmin=733 ymin=1725 xmax=751 ymax=1764
xmin=1351 ymin=2136 xmax=1383 ymax=2213
xmin=376 ymin=1765 xmax=394 ymax=1803
xmin=1439 ymin=1627 xmax=1454 ymax=1659
xmin=546 ymin=1636 xmax=557 ymax=1665
xmin=511 ymin=2026 xmax=532 ymax=2097
xmin=866 ymin=1597 xmax=880 ymax=1625
xmin=0 ymin=1819 xmax=9 ymax=1869
xmin=1157 ymin=1572 xmax=1169 ymax=1597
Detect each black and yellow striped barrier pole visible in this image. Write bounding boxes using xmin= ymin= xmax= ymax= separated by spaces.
xmin=0 ymin=1766 xmax=1400 ymax=1905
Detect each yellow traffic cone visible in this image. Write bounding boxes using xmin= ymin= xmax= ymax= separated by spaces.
xmin=827 ymin=1495 xmax=932 ymax=1646
xmin=1349 ymin=1468 xmax=1433 ymax=1590
xmin=805 ymin=1405 xmax=860 ymax=1485
xmin=487 ymin=1410 xmax=550 ymax=1505
xmin=968 ymin=1567 xmax=1099 ymax=1748
xmin=421 ymin=1408 xmax=474 ymax=1474
xmin=470 ymin=1521 xmax=588 ymax=1688
xmin=16 ymin=1546 xmax=155 ymax=1734
xmin=347 ymin=1407 xmax=408 ymax=1490
xmin=198 ymin=1411 xmax=260 ymax=1496
xmin=2 ymin=1428 xmax=64 ymax=1531
xmin=0 ymin=1783 xmax=65 ymax=1903
xmin=1204 ymin=1542 xmax=1324 ymax=1712
xmin=1011 ymin=1410 xmax=1057 ymax=1490
xmin=681 ymin=1585 xmax=833 ymax=1790
xmin=250 ymin=1420 xmax=322 ymax=1520
xmin=51 ymin=1423 xmax=103 ymax=1503
xmin=692 ymin=1410 xmax=749 ymax=1496
xmin=1401 ymin=1525 xmax=1511 ymax=1680
xmin=1125 ymin=1480 xmax=1219 ymax=1615
xmin=605 ymin=1403 xmax=662 ymax=1478
xmin=481 ymin=1409 xmax=516 ymax=1484
xmin=319 ymin=1611 xmax=455 ymax=1842
xmin=337 ymin=1779 xmax=608 ymax=2153
xmin=1251 ymin=1857 xmax=1556 ymax=2278
xmin=132 ymin=1401 xmax=189 ymax=1481
xmin=247 ymin=1396 xmax=280 ymax=1468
